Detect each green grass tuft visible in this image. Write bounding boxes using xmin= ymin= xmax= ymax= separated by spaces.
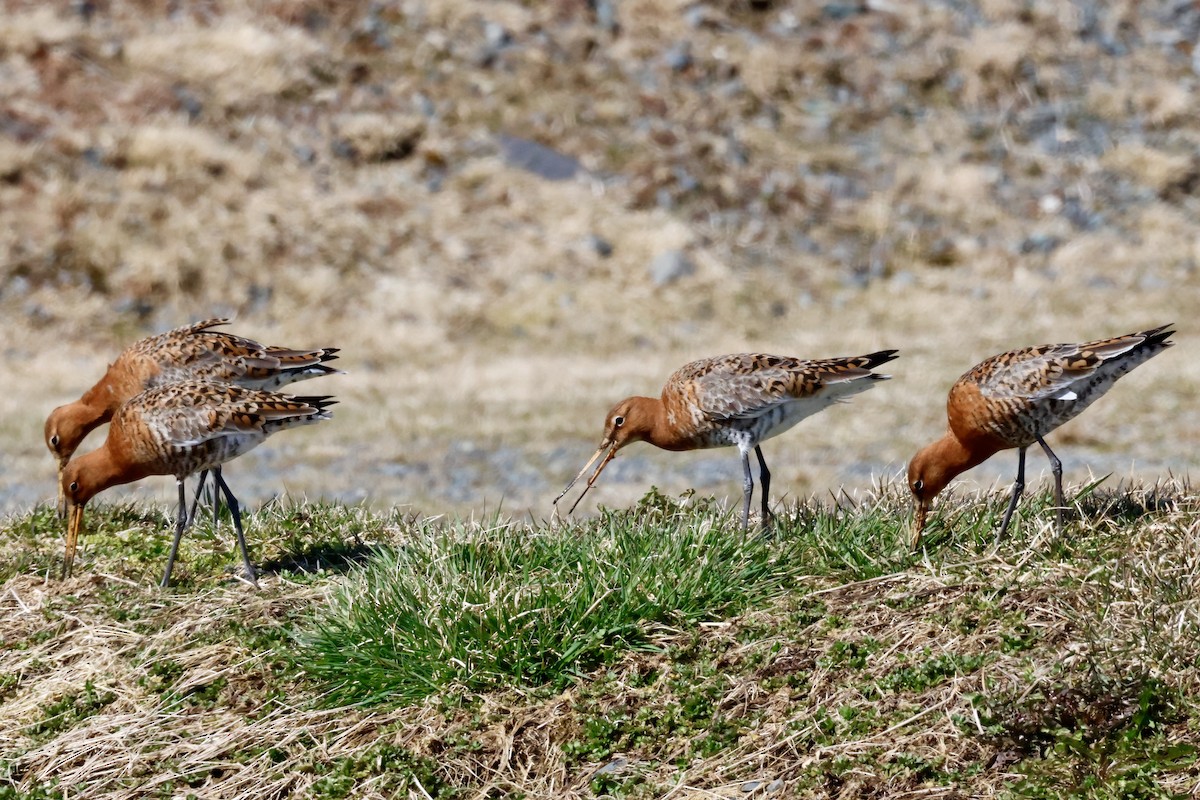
xmin=5 ymin=484 xmax=1200 ymax=797
xmin=295 ymin=489 xmax=833 ymax=705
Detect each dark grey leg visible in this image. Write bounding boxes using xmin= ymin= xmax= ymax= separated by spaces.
xmin=213 ymin=470 xmax=257 ymax=588
xmin=755 ymin=445 xmax=772 ymax=531
xmin=162 ymin=478 xmax=189 ymax=588
xmin=740 ymin=449 xmax=754 ymax=533
xmin=997 ymin=447 xmax=1027 ymax=541
xmin=187 ymin=468 xmax=224 ymax=532
xmin=187 ymin=469 xmax=209 ymax=528
xmin=1036 ymin=435 xmax=1064 ymax=533
xmin=209 ymin=466 xmax=222 ymax=531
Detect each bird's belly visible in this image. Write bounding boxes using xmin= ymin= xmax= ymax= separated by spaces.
xmin=154 ymin=434 xmax=266 ymax=477
xmin=700 ymin=401 xmax=829 ymax=450
xmin=984 ymin=395 xmax=1101 ymax=447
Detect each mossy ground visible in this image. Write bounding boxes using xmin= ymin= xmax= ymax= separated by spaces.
xmin=3 ymin=482 xmax=1199 ymax=798
xmin=1 ymin=0 xmax=1197 ymax=518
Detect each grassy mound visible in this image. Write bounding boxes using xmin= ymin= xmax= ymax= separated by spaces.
xmin=3 ymin=483 xmax=1200 ymax=797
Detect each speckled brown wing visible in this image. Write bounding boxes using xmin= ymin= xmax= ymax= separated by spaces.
xmin=679 ymin=352 xmax=897 ymax=422
xmin=968 ymin=343 xmax=1095 ymax=404
xmin=971 ymin=328 xmax=1170 ymax=402
xmin=956 ymin=326 xmax=1174 ymax=445
xmin=680 ymin=355 xmax=807 ymax=422
xmin=124 ymin=318 xmax=232 ymax=359
xmin=117 ymin=319 xmax=341 ymax=390
xmin=114 ymin=381 xmax=336 ymax=476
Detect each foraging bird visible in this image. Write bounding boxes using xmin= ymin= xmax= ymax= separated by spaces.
xmin=44 ymin=318 xmax=340 ymax=514
xmin=556 ymin=350 xmax=899 ymax=530
xmin=907 ymin=325 xmax=1174 ymax=549
xmin=60 ymin=380 xmax=336 ymax=586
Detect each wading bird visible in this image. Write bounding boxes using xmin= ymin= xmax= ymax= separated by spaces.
xmin=907 ymin=325 xmax=1174 ymax=549
xmin=60 ymin=380 xmax=336 ymax=587
xmin=44 ymin=318 xmax=340 ymax=514
xmin=556 ymin=350 xmax=899 ymax=530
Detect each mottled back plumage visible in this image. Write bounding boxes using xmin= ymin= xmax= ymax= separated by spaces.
xmin=953 ymin=324 xmax=1174 ymax=447
xmin=556 ymin=349 xmax=899 ymax=530
xmin=135 ymin=319 xmax=342 ymax=391
xmin=665 ymin=351 xmax=898 ymax=450
xmin=909 ymin=325 xmax=1174 ymax=548
xmin=112 ymin=381 xmax=336 ymax=481
xmin=59 ymin=379 xmax=337 ymax=585
xmin=45 ymin=318 xmax=340 ymax=468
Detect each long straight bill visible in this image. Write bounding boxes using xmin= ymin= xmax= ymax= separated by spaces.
xmin=57 ymin=465 xmax=67 ymax=520
xmin=911 ymin=502 xmax=929 ymax=550
xmin=64 ymin=502 xmax=85 ymax=579
xmin=553 ymin=442 xmax=618 ymax=515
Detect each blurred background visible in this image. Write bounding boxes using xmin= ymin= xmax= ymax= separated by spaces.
xmin=1 ymin=0 xmax=1196 ymax=519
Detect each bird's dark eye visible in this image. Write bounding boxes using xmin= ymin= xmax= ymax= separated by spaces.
xmin=913 ymin=479 xmax=924 ymax=494
xmin=613 ymin=416 xmax=625 ymax=427
xmin=50 ymin=434 xmax=60 ymax=447
xmin=69 ymin=481 xmax=78 ymax=493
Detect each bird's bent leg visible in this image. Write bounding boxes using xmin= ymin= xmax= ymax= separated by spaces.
xmin=186 ymin=469 xmax=208 ymax=528
xmin=213 ymin=470 xmax=258 ymax=588
xmin=740 ymin=449 xmax=754 ymax=533
xmin=209 ymin=466 xmax=222 ymax=532
xmin=1036 ymin=435 xmax=1064 ymax=534
xmin=997 ymin=447 xmax=1027 ymax=541
xmin=755 ymin=445 xmax=773 ymax=532
xmin=163 ymin=478 xmax=189 ymax=588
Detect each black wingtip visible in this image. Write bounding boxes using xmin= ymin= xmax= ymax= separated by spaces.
xmin=294 ymin=395 xmax=339 ymax=410
xmin=864 ymin=349 xmax=900 ymax=368
xmin=1142 ymin=324 xmax=1175 ymax=349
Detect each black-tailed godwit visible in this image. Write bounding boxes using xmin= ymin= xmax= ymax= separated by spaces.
xmin=44 ymin=318 xmax=339 ymax=513
xmin=60 ymin=380 xmax=336 ymax=586
xmin=907 ymin=325 xmax=1174 ymax=548
xmin=555 ymin=350 xmax=899 ymax=530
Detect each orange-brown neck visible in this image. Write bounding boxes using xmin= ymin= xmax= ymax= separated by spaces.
xmin=910 ymin=428 xmax=1004 ymax=502
xmin=80 ymin=360 xmax=145 ymax=414
xmin=46 ymin=398 xmax=113 ymax=466
xmin=52 ymin=361 xmax=151 ymax=460
xmin=62 ymin=438 xmax=149 ymax=507
xmin=623 ymin=395 xmax=696 ymax=452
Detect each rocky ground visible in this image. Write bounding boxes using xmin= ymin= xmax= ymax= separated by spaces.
xmin=1 ymin=0 xmax=1197 ymax=520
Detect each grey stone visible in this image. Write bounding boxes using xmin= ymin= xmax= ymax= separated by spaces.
xmin=594 ymin=757 xmax=628 ymax=776
xmin=594 ymin=0 xmax=617 ymax=34
xmin=584 ymin=235 xmax=614 ymax=258
xmin=663 ymin=41 xmax=692 ymax=71
xmin=1020 ymin=234 xmax=1061 ymax=254
xmin=497 ymin=135 xmax=581 ymax=181
xmin=484 ymin=21 xmax=511 ymax=49
xmin=649 ymin=250 xmax=696 ymax=285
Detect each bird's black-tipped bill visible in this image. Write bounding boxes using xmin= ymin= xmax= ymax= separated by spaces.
xmin=64 ymin=502 xmax=85 ymax=579
xmin=554 ymin=442 xmax=618 ymax=515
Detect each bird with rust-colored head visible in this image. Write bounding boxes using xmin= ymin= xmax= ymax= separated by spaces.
xmin=557 ymin=350 xmax=899 ymax=530
xmin=59 ymin=380 xmax=335 ymax=586
xmin=45 ymin=318 xmax=340 ymax=516
xmin=908 ymin=325 xmax=1173 ymax=549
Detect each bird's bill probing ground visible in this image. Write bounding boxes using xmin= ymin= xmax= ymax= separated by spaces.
xmin=64 ymin=501 xmax=85 ymax=579
xmin=554 ymin=440 xmax=619 ymax=516
xmin=911 ymin=501 xmax=930 ymax=550
xmin=56 ymin=471 xmax=67 ymax=520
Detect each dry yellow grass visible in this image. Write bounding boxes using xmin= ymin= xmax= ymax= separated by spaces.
xmin=5 ymin=483 xmax=1200 ymax=797
xmin=7 ymin=6 xmax=1200 ymax=797
xmin=0 ymin=0 xmax=1196 ymax=522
